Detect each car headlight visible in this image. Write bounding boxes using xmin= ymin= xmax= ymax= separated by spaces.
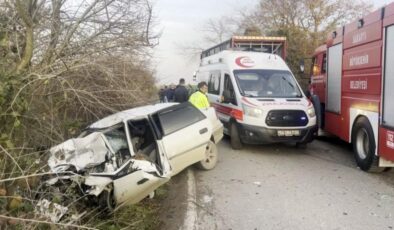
xmin=307 ymin=107 xmax=316 ymax=117
xmin=243 ymin=103 xmax=263 ymax=118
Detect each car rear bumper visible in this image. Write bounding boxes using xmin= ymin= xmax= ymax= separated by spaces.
xmin=238 ymin=123 xmax=317 ymax=144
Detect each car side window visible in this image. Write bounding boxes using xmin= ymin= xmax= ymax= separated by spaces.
xmin=158 ymin=104 xmax=206 ymax=136
xmin=208 ymin=71 xmax=221 ymax=95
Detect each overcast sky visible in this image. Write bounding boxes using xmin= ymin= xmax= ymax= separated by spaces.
xmin=152 ymin=0 xmax=393 ymax=85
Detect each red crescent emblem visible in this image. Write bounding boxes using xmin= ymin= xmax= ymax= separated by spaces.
xmin=235 ymin=56 xmax=255 ymax=68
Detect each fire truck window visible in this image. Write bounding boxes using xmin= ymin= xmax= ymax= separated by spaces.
xmin=321 ymin=54 xmax=327 ymax=74
xmin=310 ymin=57 xmax=316 ymax=75
xmin=383 ymin=25 xmax=394 ymax=127
xmin=326 ymin=43 xmax=342 ymax=113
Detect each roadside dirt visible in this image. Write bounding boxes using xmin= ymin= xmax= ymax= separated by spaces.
xmin=157 ymin=170 xmax=189 ymax=230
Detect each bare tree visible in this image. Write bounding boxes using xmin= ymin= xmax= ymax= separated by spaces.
xmin=201 ymin=16 xmax=238 ymax=45
xmin=1 ymin=0 xmax=160 ymax=145
xmin=1 ymin=0 xmax=160 ymax=74
xmin=253 ymin=0 xmax=372 ymax=49
xmin=0 ymin=2 xmax=160 ymax=226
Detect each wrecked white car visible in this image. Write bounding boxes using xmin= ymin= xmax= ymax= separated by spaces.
xmin=41 ymin=102 xmax=223 ymax=213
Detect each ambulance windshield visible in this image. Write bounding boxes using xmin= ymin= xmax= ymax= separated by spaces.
xmin=233 ymin=69 xmax=302 ymax=98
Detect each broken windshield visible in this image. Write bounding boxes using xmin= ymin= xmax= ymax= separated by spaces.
xmin=104 ymin=127 xmax=129 ymax=154
xmin=233 ymin=69 xmax=302 ymax=98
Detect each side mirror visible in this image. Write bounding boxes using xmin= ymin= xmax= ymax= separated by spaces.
xmin=299 ymin=59 xmax=305 ymax=73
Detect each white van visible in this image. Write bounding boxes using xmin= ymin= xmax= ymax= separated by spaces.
xmin=196 ymin=50 xmax=317 ymax=149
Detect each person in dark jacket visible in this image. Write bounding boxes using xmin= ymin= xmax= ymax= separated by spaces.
xmin=174 ymin=78 xmax=189 ymax=103
xmin=159 ymin=86 xmax=166 ymax=103
xmin=165 ymin=84 xmax=175 ymax=102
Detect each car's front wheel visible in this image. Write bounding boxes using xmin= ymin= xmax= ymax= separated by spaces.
xmin=196 ymin=140 xmax=218 ymax=170
xmin=99 ymin=185 xmax=116 ymax=212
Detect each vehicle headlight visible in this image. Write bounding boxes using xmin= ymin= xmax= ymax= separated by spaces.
xmin=307 ymin=107 xmax=316 ymax=117
xmin=243 ymin=104 xmax=263 ymax=118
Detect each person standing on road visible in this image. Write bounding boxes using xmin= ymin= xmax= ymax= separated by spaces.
xmin=189 ymin=81 xmax=210 ymax=109
xmin=166 ymin=84 xmax=176 ymax=102
xmin=159 ymin=86 xmax=165 ymax=103
xmin=162 ymin=85 xmax=169 ymax=102
xmin=174 ymin=78 xmax=189 ymax=103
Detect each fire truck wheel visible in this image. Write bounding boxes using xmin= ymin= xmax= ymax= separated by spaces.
xmin=352 ymin=117 xmax=385 ymax=172
xmin=230 ymin=123 xmax=243 ymax=150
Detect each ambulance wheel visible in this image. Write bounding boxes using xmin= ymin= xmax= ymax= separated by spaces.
xmin=230 ymin=123 xmax=243 ymax=150
xmin=352 ymin=117 xmax=385 ymax=172
xmin=296 ymin=142 xmax=307 ymax=149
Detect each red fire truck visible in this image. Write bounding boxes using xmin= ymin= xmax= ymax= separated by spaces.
xmin=308 ymin=2 xmax=394 ymax=172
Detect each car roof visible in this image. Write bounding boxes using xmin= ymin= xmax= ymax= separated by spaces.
xmin=89 ymin=103 xmax=178 ymax=129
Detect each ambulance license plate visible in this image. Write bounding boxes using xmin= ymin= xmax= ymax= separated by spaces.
xmin=277 ymin=130 xmax=300 ymax=137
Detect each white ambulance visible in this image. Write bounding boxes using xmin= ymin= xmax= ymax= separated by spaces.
xmin=195 ymin=36 xmax=317 ymax=149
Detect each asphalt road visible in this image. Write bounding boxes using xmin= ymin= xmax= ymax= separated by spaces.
xmin=194 ymin=137 xmax=394 ymax=230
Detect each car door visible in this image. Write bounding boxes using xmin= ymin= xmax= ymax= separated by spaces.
xmin=112 ymin=161 xmax=170 ymax=205
xmin=153 ymin=103 xmax=212 ymax=175
xmin=99 ymin=122 xmax=171 ymax=206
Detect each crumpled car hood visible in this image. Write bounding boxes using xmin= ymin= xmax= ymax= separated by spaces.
xmin=48 ymin=132 xmax=110 ymax=172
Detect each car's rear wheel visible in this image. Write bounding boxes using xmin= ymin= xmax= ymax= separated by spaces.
xmin=196 ymin=140 xmax=218 ymax=170
xmin=230 ymin=123 xmax=243 ymax=150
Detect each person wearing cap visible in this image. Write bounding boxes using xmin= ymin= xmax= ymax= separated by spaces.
xmin=174 ymin=78 xmax=189 ymax=103
xmin=189 ymin=81 xmax=210 ymax=109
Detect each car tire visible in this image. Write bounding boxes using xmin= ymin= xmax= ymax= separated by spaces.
xmin=352 ymin=117 xmax=385 ymax=172
xmin=99 ymin=186 xmax=116 ymax=212
xmin=196 ymin=140 xmax=218 ymax=170
xmin=230 ymin=123 xmax=243 ymax=150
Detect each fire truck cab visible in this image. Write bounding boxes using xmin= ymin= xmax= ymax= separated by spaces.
xmin=309 ymin=3 xmax=394 ymax=171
